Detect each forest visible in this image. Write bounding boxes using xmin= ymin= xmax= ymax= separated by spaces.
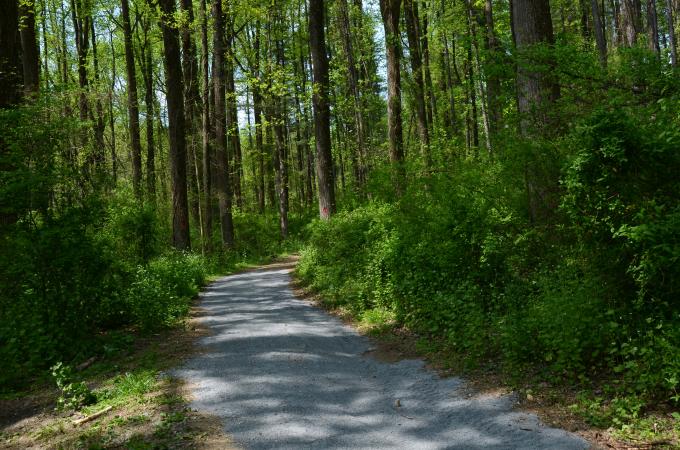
xmin=1 ymin=0 xmax=679 ymax=445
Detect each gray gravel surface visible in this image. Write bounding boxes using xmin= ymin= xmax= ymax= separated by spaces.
xmin=176 ymin=266 xmax=588 ymax=450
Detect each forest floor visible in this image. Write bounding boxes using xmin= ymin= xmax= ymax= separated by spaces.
xmin=174 ymin=260 xmax=586 ymax=449
xmin=0 ymin=298 xmax=235 ymax=449
xmin=3 ymin=259 xmax=676 ymax=449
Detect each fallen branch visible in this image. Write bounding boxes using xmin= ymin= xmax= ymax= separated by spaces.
xmin=72 ymin=406 xmax=113 ymax=426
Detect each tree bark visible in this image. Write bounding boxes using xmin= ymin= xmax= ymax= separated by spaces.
xmin=140 ymin=17 xmax=156 ymax=198
xmin=620 ymin=0 xmax=642 ymax=46
xmin=19 ymin=0 xmax=40 ymax=97
xmin=512 ymin=0 xmax=560 ymax=135
xmin=379 ymin=0 xmax=405 ymax=193
xmin=211 ymin=0 xmax=235 ymax=248
xmin=404 ymin=0 xmax=431 ymax=165
xmin=158 ymin=0 xmax=191 ymax=250
xmin=647 ymin=0 xmax=660 ymax=56
xmin=122 ymin=0 xmax=143 ymax=198
xmin=199 ymin=0 xmax=212 ymax=250
xmin=337 ymin=0 xmax=366 ymax=187
xmin=309 ymin=0 xmax=336 ymax=219
xmin=591 ymin=0 xmax=608 ymax=67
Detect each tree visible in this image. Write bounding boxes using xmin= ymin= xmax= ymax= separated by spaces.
xmin=403 ymin=0 xmax=431 ymax=165
xmin=121 ymin=0 xmax=143 ymax=198
xmin=211 ymin=0 xmax=234 ymax=248
xmin=512 ymin=0 xmax=560 ymax=134
xmin=0 ymin=0 xmax=23 ymax=109
xmin=158 ymin=0 xmax=191 ymax=249
xmin=379 ymin=0 xmax=405 ymax=192
xmin=309 ymin=0 xmax=336 ymax=219
xmin=19 ymin=0 xmax=40 ymax=97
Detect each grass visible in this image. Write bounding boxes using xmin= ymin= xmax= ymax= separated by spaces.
xmin=0 ymin=308 xmax=234 ymax=449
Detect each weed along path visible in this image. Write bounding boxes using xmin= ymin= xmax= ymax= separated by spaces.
xmin=176 ymin=263 xmax=588 ymax=450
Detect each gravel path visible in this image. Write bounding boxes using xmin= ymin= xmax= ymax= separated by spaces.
xmin=177 ymin=266 xmax=588 ymax=450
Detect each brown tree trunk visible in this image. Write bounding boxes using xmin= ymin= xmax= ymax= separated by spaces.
xmin=71 ymin=0 xmax=90 ymax=124
xmin=252 ymin=23 xmax=266 ymax=214
xmin=484 ymin=0 xmax=502 ymax=133
xmin=337 ymin=0 xmax=366 ymax=187
xmin=379 ymin=0 xmax=405 ymax=193
xmin=19 ymin=0 xmax=40 ymax=97
xmin=90 ymin=21 xmax=106 ymax=166
xmin=647 ymin=0 xmax=660 ymax=56
xmin=122 ymin=0 xmax=143 ymax=198
xmin=211 ymin=0 xmax=234 ymax=248
xmin=158 ymin=0 xmax=191 ymax=250
xmin=404 ymin=0 xmax=431 ymax=165
xmin=591 ymin=0 xmax=608 ymax=67
xmin=180 ymin=0 xmax=203 ymax=241
xmin=140 ymin=17 xmax=156 ymax=198
xmin=421 ymin=3 xmax=437 ymax=129
xmin=309 ymin=0 xmax=336 ymax=219
xmin=199 ymin=0 xmax=212 ymax=250
xmin=273 ymin=24 xmax=289 ymax=236
xmin=620 ymin=0 xmax=642 ymax=46
xmin=512 ymin=0 xmax=560 ymax=135
xmin=225 ymin=10 xmax=242 ymax=210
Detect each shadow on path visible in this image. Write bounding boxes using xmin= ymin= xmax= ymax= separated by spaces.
xmin=176 ymin=268 xmax=588 ymax=450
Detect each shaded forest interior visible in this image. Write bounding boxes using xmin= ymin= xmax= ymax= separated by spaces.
xmin=1 ymin=0 xmax=679 ymax=443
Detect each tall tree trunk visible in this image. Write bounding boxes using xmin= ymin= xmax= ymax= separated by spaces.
xmin=379 ymin=0 xmax=405 ymax=193
xmin=122 ymin=0 xmax=143 ymax=198
xmin=108 ymin=27 xmax=117 ymax=183
xmin=90 ymin=21 xmax=106 ymax=166
xmin=180 ymin=0 xmax=203 ymax=242
xmin=211 ymin=0 xmax=234 ymax=248
xmin=272 ymin=22 xmax=289 ymax=237
xmin=666 ymin=0 xmax=677 ymax=66
xmin=337 ymin=0 xmax=366 ymax=187
xmin=621 ymin=0 xmax=642 ymax=46
xmin=252 ymin=24 xmax=266 ymax=214
xmin=591 ymin=0 xmax=608 ymax=67
xmin=512 ymin=0 xmax=560 ymax=135
xmin=224 ymin=10 xmax=242 ymax=210
xmin=140 ymin=18 xmax=156 ymax=198
xmin=404 ymin=0 xmax=431 ymax=166
xmin=199 ymin=0 xmax=212 ymax=250
xmin=647 ymin=0 xmax=660 ymax=56
xmin=158 ymin=0 xmax=191 ymax=250
xmin=309 ymin=0 xmax=336 ymax=219
xmin=19 ymin=0 xmax=40 ymax=97
xmin=421 ymin=2 xmax=437 ymax=129
xmin=71 ymin=0 xmax=90 ymax=125
xmin=484 ymin=0 xmax=502 ymax=133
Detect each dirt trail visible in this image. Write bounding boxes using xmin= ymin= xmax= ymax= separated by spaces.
xmin=176 ymin=265 xmax=588 ymax=450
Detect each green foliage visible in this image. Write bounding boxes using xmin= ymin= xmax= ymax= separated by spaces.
xmin=51 ymin=363 xmax=97 ymax=411
xmin=300 ymin=97 xmax=680 ymax=410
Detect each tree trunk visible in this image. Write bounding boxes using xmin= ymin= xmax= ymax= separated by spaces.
xmin=199 ymin=0 xmax=212 ymax=250
xmin=591 ymin=0 xmax=608 ymax=67
xmin=309 ymin=0 xmax=336 ymax=219
xmin=620 ymin=0 xmax=642 ymax=46
xmin=666 ymin=0 xmax=677 ymax=66
xmin=140 ymin=17 xmax=156 ymax=198
xmin=647 ymin=0 xmax=660 ymax=56
xmin=158 ymin=0 xmax=191 ymax=250
xmin=337 ymin=0 xmax=366 ymax=187
xmin=211 ymin=0 xmax=234 ymax=248
xmin=484 ymin=0 xmax=502 ymax=133
xmin=403 ymin=0 xmax=431 ymax=166
xmin=19 ymin=0 xmax=40 ymax=97
xmin=512 ymin=0 xmax=560 ymax=135
xmin=122 ymin=0 xmax=143 ymax=198
xmin=180 ymin=0 xmax=203 ymax=241
xmin=379 ymin=0 xmax=405 ymax=193
xmin=273 ymin=25 xmax=289 ymax=237
xmin=421 ymin=3 xmax=437 ymax=130
xmin=90 ymin=21 xmax=106 ymax=166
